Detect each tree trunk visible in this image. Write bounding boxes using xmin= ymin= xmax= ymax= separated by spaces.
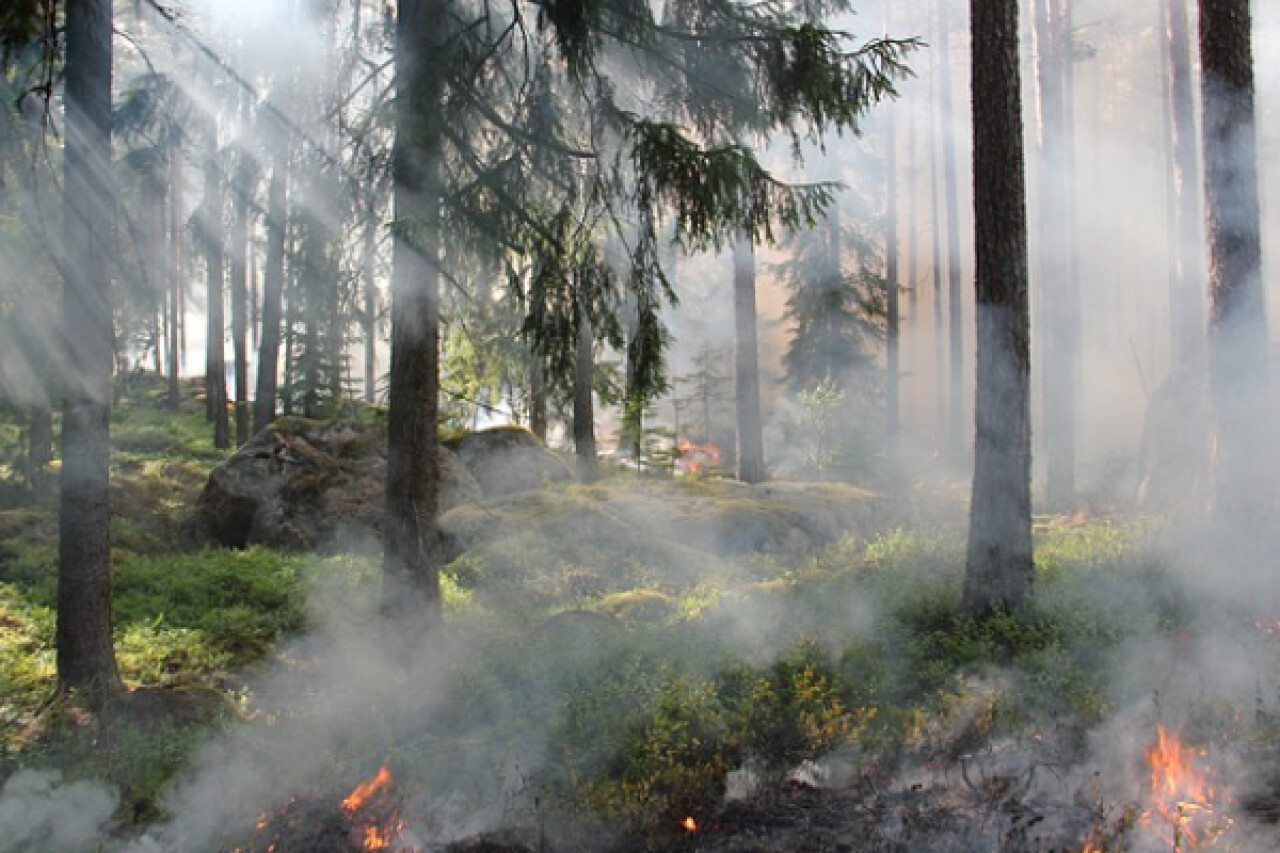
xmin=1199 ymin=0 xmax=1269 ymax=525
xmin=529 ymin=347 xmax=547 ymax=441
xmin=58 ymin=0 xmax=123 ymax=703
xmin=165 ymin=162 xmax=181 ymax=411
xmin=937 ymin=0 xmax=966 ymax=464
xmin=26 ymin=403 xmax=52 ymax=488
xmin=1033 ymin=0 xmax=1078 ymax=510
xmin=573 ymin=296 xmax=598 ymax=481
xmin=203 ymin=145 xmax=230 ymax=450
xmin=1165 ymin=0 xmax=1205 ymax=370
xmin=362 ymin=196 xmax=379 ymax=404
xmin=383 ymin=0 xmax=447 ymax=630
xmin=230 ymin=96 xmax=252 ymax=446
xmin=254 ymin=118 xmax=288 ymax=434
xmin=886 ymin=111 xmax=900 ymax=449
xmin=963 ymin=0 xmax=1034 ymax=617
xmin=930 ymin=39 xmax=947 ymax=449
xmin=733 ymin=233 xmax=766 ymax=483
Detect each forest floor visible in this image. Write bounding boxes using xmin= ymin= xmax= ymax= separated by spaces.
xmin=1 ymin=381 xmax=1279 ymax=852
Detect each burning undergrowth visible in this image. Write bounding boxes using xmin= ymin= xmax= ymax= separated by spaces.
xmin=18 ymin=517 xmax=1280 ymax=853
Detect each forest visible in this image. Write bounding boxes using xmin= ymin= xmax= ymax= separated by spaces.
xmin=2 ymin=0 xmax=1280 ymax=850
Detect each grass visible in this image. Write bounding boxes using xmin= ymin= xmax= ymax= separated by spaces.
xmin=0 ymin=385 xmax=1241 ymax=848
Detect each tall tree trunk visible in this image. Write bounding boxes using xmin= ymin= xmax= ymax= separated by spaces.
xmin=253 ymin=119 xmax=288 ymax=433
xmin=963 ymin=0 xmax=1034 ymax=617
xmin=886 ymin=111 xmax=901 ymax=449
xmin=906 ymin=97 xmax=921 ymax=408
xmin=203 ymin=146 xmax=230 ymax=450
xmin=230 ymin=95 xmax=252 ymax=446
xmin=1165 ymin=0 xmax=1205 ymax=371
xmin=1199 ymin=0 xmax=1269 ymax=525
xmin=574 ymin=297 xmax=599 ymax=480
xmin=1033 ymin=0 xmax=1078 ymax=510
xmin=26 ymin=404 xmax=52 ymax=488
xmin=168 ymin=151 xmax=185 ymax=406
xmin=362 ymin=196 xmax=379 ymax=404
xmin=937 ymin=0 xmax=966 ymax=463
xmin=733 ymin=233 xmax=766 ymax=483
xmin=383 ymin=0 xmax=446 ymax=629
xmin=58 ymin=0 xmax=123 ymax=703
xmin=529 ymin=347 xmax=547 ymax=441
xmin=930 ymin=42 xmax=947 ymax=449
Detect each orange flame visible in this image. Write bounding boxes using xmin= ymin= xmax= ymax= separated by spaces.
xmin=677 ymin=439 xmax=720 ymax=474
xmin=1141 ymin=725 xmax=1232 ymax=849
xmin=342 ymin=764 xmax=393 ymax=815
xmin=682 ymin=815 xmax=698 ymax=833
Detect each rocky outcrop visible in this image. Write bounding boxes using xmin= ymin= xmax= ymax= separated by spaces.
xmin=193 ymin=418 xmax=482 ymax=550
xmin=444 ymin=426 xmax=573 ymax=498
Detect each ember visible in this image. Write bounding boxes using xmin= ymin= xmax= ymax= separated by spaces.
xmin=682 ymin=815 xmax=698 ymax=833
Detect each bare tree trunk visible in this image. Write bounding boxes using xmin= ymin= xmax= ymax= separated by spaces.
xmin=203 ymin=144 xmax=230 ymax=450
xmin=574 ymin=296 xmax=599 ymax=480
xmin=253 ymin=118 xmax=288 ymax=433
xmin=886 ymin=111 xmax=900 ymax=449
xmin=733 ymin=233 xmax=767 ymax=483
xmin=929 ymin=29 xmax=947 ymax=451
xmin=1033 ymin=0 xmax=1078 ymax=510
xmin=963 ymin=0 xmax=1034 ymax=617
xmin=529 ymin=347 xmax=547 ymax=441
xmin=937 ymin=0 xmax=966 ymax=464
xmin=1199 ymin=0 xmax=1269 ymax=525
xmin=230 ymin=94 xmax=252 ymax=446
xmin=362 ymin=197 xmax=379 ymax=404
xmin=58 ymin=0 xmax=123 ymax=703
xmin=1166 ymin=0 xmax=1206 ymax=371
xmin=383 ymin=0 xmax=446 ymax=630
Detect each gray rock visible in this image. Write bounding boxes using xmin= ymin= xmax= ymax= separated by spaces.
xmin=194 ymin=417 xmax=481 ymax=549
xmin=444 ymin=426 xmax=573 ymax=498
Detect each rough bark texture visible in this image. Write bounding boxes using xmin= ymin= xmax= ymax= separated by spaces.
xmin=963 ymin=0 xmax=1034 ymax=617
xmin=1165 ymin=0 xmax=1206 ymax=370
xmin=573 ymin=300 xmax=598 ymax=481
xmin=733 ymin=235 xmax=766 ymax=483
xmin=58 ymin=0 xmax=123 ymax=702
xmin=1199 ymin=0 xmax=1270 ymax=526
xmin=254 ymin=123 xmax=288 ymax=434
xmin=362 ymin=203 xmax=379 ymax=405
xmin=231 ymin=93 xmax=252 ymax=447
xmin=937 ymin=0 xmax=965 ymax=464
xmin=382 ymin=0 xmax=447 ymax=630
xmin=885 ymin=112 xmax=900 ymax=448
xmin=1033 ymin=0 xmax=1079 ymax=511
xmin=204 ymin=148 xmax=230 ymax=450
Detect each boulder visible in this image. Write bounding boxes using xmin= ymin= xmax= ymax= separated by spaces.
xmin=444 ymin=426 xmax=573 ymax=498
xmin=194 ymin=418 xmax=481 ymax=549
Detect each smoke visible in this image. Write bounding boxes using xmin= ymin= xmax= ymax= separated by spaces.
xmin=0 ymin=770 xmax=118 ymax=853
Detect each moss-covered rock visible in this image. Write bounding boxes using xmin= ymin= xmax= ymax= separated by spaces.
xmin=193 ymin=418 xmax=481 ymax=550
xmin=444 ymin=426 xmax=573 ymax=498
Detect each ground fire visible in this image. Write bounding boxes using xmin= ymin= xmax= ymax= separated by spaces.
xmin=676 ymin=439 xmax=720 ymax=475
xmin=1139 ymin=725 xmax=1233 ymax=850
xmin=229 ymin=764 xmax=419 ymax=853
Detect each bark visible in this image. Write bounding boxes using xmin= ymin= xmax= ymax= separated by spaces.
xmin=362 ymin=199 xmax=379 ymax=404
xmin=733 ymin=234 xmax=766 ymax=483
xmin=382 ymin=0 xmax=447 ymax=630
xmin=1199 ymin=0 xmax=1270 ymax=525
xmin=906 ymin=97 xmax=920 ymax=389
xmin=529 ymin=347 xmax=547 ymax=441
xmin=937 ymin=0 xmax=966 ymax=463
xmin=26 ymin=403 xmax=52 ymax=488
xmin=886 ymin=112 xmax=900 ymax=448
xmin=1165 ymin=0 xmax=1206 ymax=370
xmin=253 ymin=118 xmax=288 ymax=433
xmin=58 ymin=0 xmax=123 ymax=702
xmin=930 ymin=38 xmax=946 ymax=447
xmin=1033 ymin=0 xmax=1079 ymax=510
xmin=169 ymin=152 xmax=185 ymax=404
xmin=573 ymin=297 xmax=599 ymax=481
xmin=963 ymin=0 xmax=1034 ymax=617
xmin=230 ymin=96 xmax=252 ymax=445
xmin=203 ymin=146 xmax=230 ymax=450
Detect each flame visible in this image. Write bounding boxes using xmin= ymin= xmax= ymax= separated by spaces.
xmin=682 ymin=815 xmax=698 ymax=833
xmin=1141 ymin=725 xmax=1232 ymax=849
xmin=677 ymin=439 xmax=720 ymax=474
xmin=342 ymin=764 xmax=393 ymax=815
xmin=360 ymin=820 xmax=404 ymax=850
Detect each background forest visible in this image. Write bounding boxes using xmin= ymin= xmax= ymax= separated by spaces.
xmin=3 ymin=0 xmax=1280 ymax=851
